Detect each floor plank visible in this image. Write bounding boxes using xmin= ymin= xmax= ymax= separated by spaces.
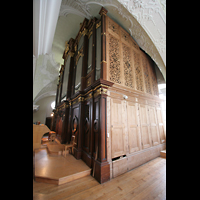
xmin=33 ymin=156 xmax=166 ymax=200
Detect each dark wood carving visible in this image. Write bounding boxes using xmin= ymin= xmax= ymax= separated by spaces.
xmin=71 ymin=106 xmax=80 ymax=157
xmin=84 ymin=104 xmax=89 ymax=148
xmin=72 ymin=115 xmax=78 ymax=145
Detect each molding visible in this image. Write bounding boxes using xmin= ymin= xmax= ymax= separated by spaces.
xmin=33 ymin=91 xmax=56 ymax=105
xmin=33 ymin=78 xmax=57 ymax=104
xmin=116 ymin=0 xmax=166 ymax=66
xmin=59 ymin=0 xmax=92 ymax=19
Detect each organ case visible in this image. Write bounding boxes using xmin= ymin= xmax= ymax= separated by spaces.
xmin=53 ymin=7 xmax=165 ymax=183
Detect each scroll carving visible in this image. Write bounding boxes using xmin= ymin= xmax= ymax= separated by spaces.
xmin=122 ymin=44 xmax=133 ymax=88
xmin=109 ymin=34 xmax=121 ymax=84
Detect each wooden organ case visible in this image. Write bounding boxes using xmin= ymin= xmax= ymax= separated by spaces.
xmin=52 ymin=7 xmax=166 ymax=184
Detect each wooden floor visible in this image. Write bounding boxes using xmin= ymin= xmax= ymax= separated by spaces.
xmin=34 ymin=149 xmax=91 ymax=185
xmin=33 ymin=155 xmax=166 ymax=200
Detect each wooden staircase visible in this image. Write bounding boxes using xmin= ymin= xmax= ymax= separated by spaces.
xmin=160 ymin=150 xmax=166 ymax=158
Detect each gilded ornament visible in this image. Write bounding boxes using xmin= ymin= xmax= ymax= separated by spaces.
xmin=96 ymin=21 xmax=101 ymax=29
xmin=69 ymin=51 xmax=75 ymax=57
xmin=82 ymin=28 xmax=88 ymax=36
xmin=76 ymin=47 xmax=84 ymax=65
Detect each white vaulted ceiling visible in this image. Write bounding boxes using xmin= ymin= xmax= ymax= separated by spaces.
xmin=33 ymin=0 xmax=166 ymax=104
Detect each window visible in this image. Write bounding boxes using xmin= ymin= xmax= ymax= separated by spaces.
xmin=51 ymin=101 xmax=55 ymax=109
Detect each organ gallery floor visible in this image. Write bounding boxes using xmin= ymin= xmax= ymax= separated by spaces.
xmin=34 ymin=149 xmax=91 ymax=185
xmin=33 ymin=153 xmax=166 ymax=200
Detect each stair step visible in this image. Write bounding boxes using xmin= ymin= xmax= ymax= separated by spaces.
xmin=34 ymin=149 xmax=91 ymax=185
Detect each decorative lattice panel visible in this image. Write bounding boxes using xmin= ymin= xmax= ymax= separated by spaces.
xmin=122 ymin=43 xmax=134 ymax=88
xmin=142 ymin=56 xmax=152 ymax=94
xmin=109 ymin=34 xmax=121 ymax=84
xmin=133 ymin=50 xmax=144 ymax=92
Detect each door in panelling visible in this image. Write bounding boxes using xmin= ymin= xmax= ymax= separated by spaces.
xmin=139 ymin=104 xmax=151 ymax=149
xmin=148 ymin=106 xmax=160 ymax=146
xmin=127 ymin=102 xmax=140 ymax=153
xmin=156 ymin=107 xmax=166 ymax=143
xmin=111 ymin=98 xmax=126 ymax=158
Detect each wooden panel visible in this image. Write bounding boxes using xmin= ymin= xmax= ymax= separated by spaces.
xmin=112 ymin=157 xmax=127 ymax=178
xmin=148 ymin=106 xmax=160 ymax=146
xmin=111 ymin=98 xmax=126 ymax=158
xmin=111 ymin=126 xmax=125 ymax=158
xmin=127 ymin=102 xmax=140 ymax=153
xmin=71 ymin=106 xmax=79 ymax=148
xmin=139 ymin=104 xmax=151 ymax=149
xmin=83 ymin=102 xmax=90 ymax=151
xmin=108 ymin=17 xmax=120 ymax=38
xmin=55 ymin=116 xmax=63 ymax=140
xmin=156 ymin=107 xmax=166 ymax=143
xmin=127 ymin=143 xmax=166 ymax=172
xmin=93 ymin=100 xmax=99 ymax=158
